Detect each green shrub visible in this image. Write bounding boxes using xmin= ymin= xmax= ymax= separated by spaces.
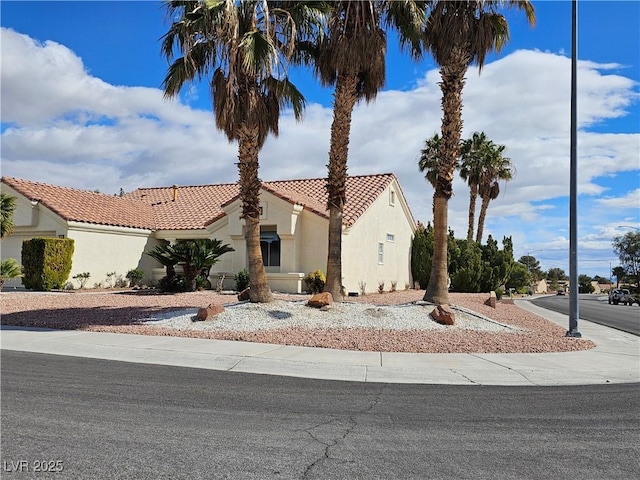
xmin=234 ymin=269 xmax=250 ymax=292
xmin=494 ymin=287 xmax=503 ymax=300
xmin=126 ymin=268 xmax=145 ymax=287
xmin=22 ymin=238 xmax=74 ymax=291
xmin=304 ymin=270 xmax=326 ymax=294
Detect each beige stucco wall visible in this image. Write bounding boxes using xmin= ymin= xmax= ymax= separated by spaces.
xmin=192 ymin=182 xmax=414 ymax=294
xmin=65 ymin=223 xmax=153 ymax=288
xmin=341 ymin=181 xmax=415 ymax=294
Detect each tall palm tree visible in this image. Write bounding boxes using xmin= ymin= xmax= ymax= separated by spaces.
xmin=161 ymin=0 xmax=326 ymax=302
xmin=1 ymin=193 xmax=17 ymax=239
xmin=475 ymin=142 xmax=514 ymax=243
xmin=422 ymin=0 xmax=535 ymax=305
xmin=459 ymin=131 xmax=490 ymax=242
xmin=311 ymin=1 xmax=426 ymax=301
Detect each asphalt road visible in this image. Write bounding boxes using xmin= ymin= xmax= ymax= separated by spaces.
xmin=532 ymin=294 xmax=640 ymax=336
xmin=2 ymin=351 xmax=639 ymax=480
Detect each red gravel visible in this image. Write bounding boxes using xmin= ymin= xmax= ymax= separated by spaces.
xmin=0 ymin=289 xmax=596 ymax=353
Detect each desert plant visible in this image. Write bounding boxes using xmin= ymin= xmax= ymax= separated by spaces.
xmin=126 ymin=268 xmax=145 ymax=287
xmin=494 ymin=287 xmax=503 ymax=300
xmin=378 ymin=281 xmax=385 ymax=294
xmin=105 ymin=271 xmax=117 ymax=288
xmin=304 ymin=270 xmax=326 ymax=294
xmin=73 ymin=272 xmax=91 ymax=289
xmin=390 ymin=281 xmax=397 ymax=292
xmin=148 ymin=239 xmax=233 ymax=292
xmin=358 ymin=281 xmax=367 ymax=296
xmin=113 ymin=274 xmax=128 ymax=288
xmin=0 ymin=258 xmax=22 ymax=291
xmin=216 ymin=274 xmax=225 ymax=293
xmin=159 ymin=275 xmax=186 ymax=293
xmin=195 ymin=274 xmax=209 ymax=291
xmin=234 ymin=269 xmax=250 ymax=292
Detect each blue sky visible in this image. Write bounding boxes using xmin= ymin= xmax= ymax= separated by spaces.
xmin=1 ymin=1 xmax=639 ymax=279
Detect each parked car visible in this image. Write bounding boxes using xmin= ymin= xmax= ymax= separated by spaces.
xmin=608 ymin=288 xmax=637 ymax=305
xmin=556 ymin=289 xmax=566 ymax=296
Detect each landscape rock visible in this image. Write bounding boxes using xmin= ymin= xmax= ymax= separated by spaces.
xmin=237 ymin=288 xmax=251 ymax=301
xmin=431 ymin=304 xmax=455 ymax=325
xmin=307 ymin=292 xmax=334 ymax=309
xmin=195 ymin=303 xmax=224 ymax=321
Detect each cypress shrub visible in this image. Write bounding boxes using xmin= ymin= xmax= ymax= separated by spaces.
xmin=22 ymin=237 xmax=74 ymax=291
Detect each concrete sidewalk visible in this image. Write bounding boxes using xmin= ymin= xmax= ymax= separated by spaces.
xmin=1 ymin=299 xmax=638 ymax=386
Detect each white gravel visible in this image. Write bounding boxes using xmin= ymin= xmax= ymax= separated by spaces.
xmin=139 ymin=299 xmax=520 ymax=333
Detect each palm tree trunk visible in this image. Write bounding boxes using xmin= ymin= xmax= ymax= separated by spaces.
xmin=425 ymin=194 xmax=450 ymax=304
xmin=324 ymin=73 xmax=359 ymax=302
xmin=238 ymin=125 xmax=273 ymax=303
xmin=476 ymin=194 xmax=490 ymax=244
xmin=424 ymin=52 xmax=468 ymax=305
xmin=466 ymin=183 xmax=477 ymax=242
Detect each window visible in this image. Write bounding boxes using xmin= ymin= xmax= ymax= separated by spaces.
xmin=386 ymin=233 xmax=395 ymax=242
xmin=260 ymin=227 xmax=280 ymax=267
xmin=389 ymin=189 xmax=396 ymax=206
xmin=378 ymin=242 xmax=384 ymax=264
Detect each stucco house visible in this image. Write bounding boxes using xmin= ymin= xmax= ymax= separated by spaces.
xmin=1 ymin=174 xmax=416 ymax=294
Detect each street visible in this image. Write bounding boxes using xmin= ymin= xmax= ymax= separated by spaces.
xmin=2 ymin=351 xmax=639 ymax=479
xmin=532 ymin=294 xmax=640 ymax=336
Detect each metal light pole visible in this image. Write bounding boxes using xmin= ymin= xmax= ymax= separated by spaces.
xmin=567 ymin=0 xmax=581 ymax=338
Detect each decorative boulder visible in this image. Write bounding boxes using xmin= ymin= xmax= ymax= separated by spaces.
xmin=307 ymin=292 xmax=334 ymax=309
xmin=237 ymin=287 xmax=251 ymax=301
xmin=431 ymin=304 xmax=455 ymax=325
xmin=195 ymin=303 xmax=224 ymax=321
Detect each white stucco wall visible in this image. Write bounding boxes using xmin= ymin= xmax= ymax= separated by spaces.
xmin=341 ymin=181 xmax=415 ymax=294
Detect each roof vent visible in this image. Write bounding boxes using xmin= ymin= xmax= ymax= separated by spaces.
xmin=172 ymin=185 xmax=178 ymax=202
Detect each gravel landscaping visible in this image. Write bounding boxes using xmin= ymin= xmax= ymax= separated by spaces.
xmin=0 ymin=289 xmax=596 ymax=353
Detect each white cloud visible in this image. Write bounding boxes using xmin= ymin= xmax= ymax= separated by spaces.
xmin=596 ymin=188 xmax=640 ymax=208
xmin=1 ymin=28 xmax=638 ymax=277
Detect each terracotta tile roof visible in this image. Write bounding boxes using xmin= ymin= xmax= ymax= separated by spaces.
xmin=1 ymin=176 xmax=155 ymax=230
xmin=263 ymin=173 xmax=397 ymax=227
xmin=125 ymin=183 xmax=239 ymax=230
xmin=2 ymin=173 xmax=409 ymax=231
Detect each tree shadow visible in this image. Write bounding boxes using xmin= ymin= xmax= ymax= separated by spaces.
xmin=0 ymin=305 xmax=195 ymax=331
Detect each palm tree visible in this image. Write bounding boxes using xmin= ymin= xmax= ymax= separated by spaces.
xmin=475 ymin=142 xmax=514 ymax=243
xmin=161 ymin=0 xmax=326 ymax=302
xmin=422 ymin=0 xmax=535 ymax=305
xmin=459 ymin=131 xmax=490 ymax=242
xmin=1 ymin=193 xmax=17 ymax=239
xmin=173 ymin=239 xmax=234 ymax=292
xmin=0 ymin=258 xmax=23 ymax=291
xmin=418 ymin=133 xmax=442 ymax=191
xmin=311 ymin=1 xmax=426 ymax=301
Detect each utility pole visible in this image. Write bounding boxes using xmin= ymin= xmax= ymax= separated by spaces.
xmin=567 ymin=0 xmax=581 ymax=338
